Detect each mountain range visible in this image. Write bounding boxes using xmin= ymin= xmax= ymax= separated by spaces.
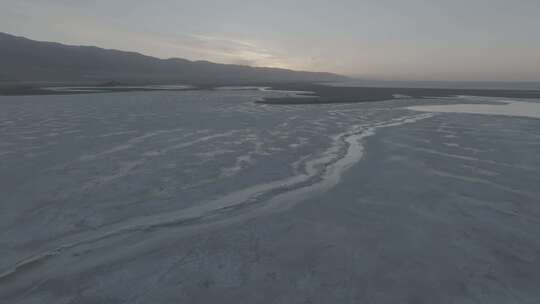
xmin=0 ymin=32 xmax=346 ymax=84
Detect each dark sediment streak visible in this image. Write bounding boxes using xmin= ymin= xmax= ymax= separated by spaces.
xmin=259 ymin=83 xmax=540 ymax=104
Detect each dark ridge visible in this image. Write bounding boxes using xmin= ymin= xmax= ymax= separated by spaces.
xmin=0 ymin=32 xmax=347 ymax=85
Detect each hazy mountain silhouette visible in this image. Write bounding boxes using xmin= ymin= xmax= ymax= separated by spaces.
xmin=0 ymin=32 xmax=346 ymax=84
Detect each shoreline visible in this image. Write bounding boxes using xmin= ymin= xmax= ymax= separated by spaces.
xmin=2 ymin=82 xmax=540 ymax=105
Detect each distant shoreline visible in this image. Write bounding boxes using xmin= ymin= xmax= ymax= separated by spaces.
xmin=2 ymin=82 xmax=540 ymax=105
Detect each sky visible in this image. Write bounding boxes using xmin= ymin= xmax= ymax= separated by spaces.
xmin=1 ymin=0 xmax=540 ymax=81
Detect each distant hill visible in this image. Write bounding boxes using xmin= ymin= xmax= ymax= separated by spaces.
xmin=0 ymin=32 xmax=347 ymax=84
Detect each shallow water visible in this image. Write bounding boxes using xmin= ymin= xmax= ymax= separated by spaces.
xmin=408 ymin=98 xmax=540 ymax=119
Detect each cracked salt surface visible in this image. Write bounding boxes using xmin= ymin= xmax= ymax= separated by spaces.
xmin=1 ymin=90 xmax=540 ymax=303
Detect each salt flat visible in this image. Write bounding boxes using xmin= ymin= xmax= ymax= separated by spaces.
xmin=1 ymin=90 xmax=539 ymax=303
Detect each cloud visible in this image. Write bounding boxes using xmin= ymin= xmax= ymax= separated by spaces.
xmin=177 ymin=34 xmax=291 ymax=68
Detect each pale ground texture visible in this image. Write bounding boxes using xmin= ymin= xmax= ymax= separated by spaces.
xmin=1 ymin=90 xmax=539 ymax=303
